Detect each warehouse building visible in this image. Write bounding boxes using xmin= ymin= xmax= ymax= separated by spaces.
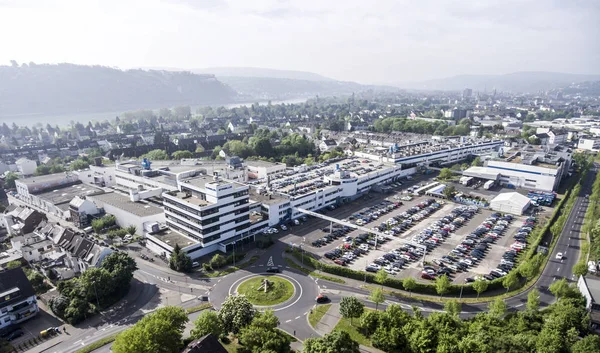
xmin=489 ymin=192 xmax=531 ymax=215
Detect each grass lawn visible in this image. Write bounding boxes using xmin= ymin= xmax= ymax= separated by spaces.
xmin=203 ymin=256 xmax=260 ymax=278
xmin=284 ymin=258 xmax=346 ymax=284
xmin=222 ymin=336 xmax=241 ymax=353
xmin=74 ymin=333 xmax=118 ymax=353
xmin=333 ymin=308 xmax=373 ymax=347
xmin=185 ymin=302 xmax=212 ymax=314
xmin=237 ymin=276 xmax=294 ymax=306
xmin=308 ymin=303 xmax=332 ymax=328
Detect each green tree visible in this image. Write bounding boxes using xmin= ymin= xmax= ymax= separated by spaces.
xmin=403 ymin=277 xmax=417 ymax=296
xmin=548 ymin=278 xmax=570 ymax=300
xmin=488 ymin=298 xmax=507 ymax=319
xmin=444 ymin=299 xmax=461 ymax=317
xmin=251 ymin=137 xmax=275 ymax=158
xmin=35 ymin=164 xmax=51 ymax=175
xmin=435 ymin=274 xmax=451 ymax=298
xmin=535 ymin=328 xmax=563 ymax=353
xmin=169 ymin=243 xmax=192 ymax=272
xmin=572 ymin=262 xmax=588 ymax=277
xmin=339 ymin=296 xmax=364 ymax=326
xmin=218 ymin=295 xmax=255 ymax=334
xmin=4 ymin=172 xmax=19 ymax=188
xmin=6 ymin=260 xmax=21 ymax=269
xmin=171 ymin=150 xmax=194 ymax=160
xmin=518 ymin=261 xmax=536 ymax=281
xmin=238 ymin=310 xmax=290 ymax=353
xmin=126 ymin=225 xmax=137 ymax=235
xmin=195 ymin=145 xmax=205 ymax=153
xmin=70 ymin=159 xmax=90 ymax=171
xmin=142 ymin=149 xmax=169 ymax=160
xmin=360 ymin=310 xmax=381 ymax=336
xmin=471 ymin=156 xmax=482 ymax=167
xmin=210 ymin=254 xmax=226 ymax=269
xmin=571 ymin=334 xmax=600 ymax=353
xmin=191 ymin=310 xmax=223 ymax=339
xmin=502 ymin=271 xmax=519 ymax=293
xmin=112 ymin=306 xmax=188 ymax=353
xmin=369 ymin=287 xmax=385 ymax=311
xmin=472 ymin=279 xmax=488 ymax=298
xmin=442 ymin=185 xmax=456 ymax=199
xmin=375 ymin=268 xmax=388 ymax=286
xmin=101 ymin=251 xmax=138 ymax=294
xmin=527 ymin=288 xmax=540 ymax=312
xmin=438 ymin=168 xmax=453 ymax=180
xmin=303 ymin=330 xmax=360 ymax=353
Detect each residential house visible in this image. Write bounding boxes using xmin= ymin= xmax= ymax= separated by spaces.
xmin=227 ymin=122 xmax=249 ymax=134
xmin=2 ymin=206 xmax=45 ymax=236
xmin=319 ymin=139 xmax=338 ymax=152
xmin=15 ymin=158 xmax=36 ymax=176
xmin=346 ymin=121 xmax=369 ymax=132
xmin=536 ymin=128 xmax=568 ymax=145
xmin=0 ymin=268 xmax=39 ymax=330
xmin=69 ymin=196 xmax=100 ymax=228
xmin=183 ymin=334 xmax=228 ymax=353
xmin=532 ymin=133 xmax=550 ymax=145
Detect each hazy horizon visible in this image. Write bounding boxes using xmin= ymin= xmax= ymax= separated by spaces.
xmin=1 ymin=0 xmax=598 ymax=85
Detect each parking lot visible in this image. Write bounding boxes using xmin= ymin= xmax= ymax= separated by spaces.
xmin=286 ymin=172 xmax=551 ymax=285
xmin=2 ymin=308 xmax=63 ymax=348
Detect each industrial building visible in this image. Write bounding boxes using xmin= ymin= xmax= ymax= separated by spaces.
xmin=577 ymin=275 xmax=600 ymax=329
xmin=462 ymin=146 xmax=572 ymax=192
xmin=489 ymin=192 xmax=531 ymax=215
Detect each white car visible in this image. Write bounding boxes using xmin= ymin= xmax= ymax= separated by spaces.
xmin=280 ymin=225 xmax=288 ymax=231
xmin=555 ymin=252 xmax=563 ymax=260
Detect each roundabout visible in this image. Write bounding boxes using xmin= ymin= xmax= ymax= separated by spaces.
xmin=236 ymin=275 xmax=294 ymax=306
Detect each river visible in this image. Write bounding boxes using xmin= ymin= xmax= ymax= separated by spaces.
xmin=0 ymin=98 xmax=308 ymax=127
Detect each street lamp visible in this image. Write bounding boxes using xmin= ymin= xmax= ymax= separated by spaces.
xmin=232 ymin=241 xmax=236 ymax=267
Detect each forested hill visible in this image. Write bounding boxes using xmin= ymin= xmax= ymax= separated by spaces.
xmin=0 ymin=63 xmax=238 ymax=117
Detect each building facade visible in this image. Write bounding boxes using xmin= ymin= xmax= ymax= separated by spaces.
xmin=0 ymin=268 xmax=39 ymax=330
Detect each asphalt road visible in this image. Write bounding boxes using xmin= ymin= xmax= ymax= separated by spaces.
xmin=43 ymin=168 xmax=595 ymax=350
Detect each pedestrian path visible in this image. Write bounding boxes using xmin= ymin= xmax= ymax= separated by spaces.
xmin=314 ymin=303 xmax=340 ymax=336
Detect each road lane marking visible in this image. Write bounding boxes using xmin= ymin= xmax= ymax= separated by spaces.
xmin=286 ymin=319 xmax=292 ymax=323
xmin=295 ymin=316 xmax=301 ymax=320
xmin=515 ymin=304 xmax=524 ymax=307
xmin=557 ymin=268 xmax=560 ymax=272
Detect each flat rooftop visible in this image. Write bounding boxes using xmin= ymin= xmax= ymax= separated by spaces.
xmin=89 ymin=192 xmax=164 ymax=217
xmin=249 ymin=189 xmax=288 ymax=205
xmin=169 ymin=191 xmax=212 ymax=207
xmin=37 ymin=183 xmax=104 ymax=205
xmin=245 ymin=160 xmax=285 ymax=168
xmin=150 ymin=228 xmax=198 ymax=248
xmin=185 ymin=174 xmax=246 ymax=190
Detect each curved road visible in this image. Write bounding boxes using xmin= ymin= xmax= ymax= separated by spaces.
xmin=47 ymin=167 xmax=595 ymax=351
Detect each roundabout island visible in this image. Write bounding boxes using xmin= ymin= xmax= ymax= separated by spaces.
xmin=236 ymin=275 xmax=295 ymax=306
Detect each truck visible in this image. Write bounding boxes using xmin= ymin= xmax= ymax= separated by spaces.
xmin=483 ymin=180 xmax=495 ymax=190
xmin=459 ymin=176 xmax=474 ymax=186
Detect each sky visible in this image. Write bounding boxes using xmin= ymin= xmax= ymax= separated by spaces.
xmin=0 ymin=0 xmax=598 ymax=84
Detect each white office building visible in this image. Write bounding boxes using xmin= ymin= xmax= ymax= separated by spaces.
xmin=578 ymin=137 xmax=600 ymax=152
xmin=162 ymin=174 xmax=256 ymax=259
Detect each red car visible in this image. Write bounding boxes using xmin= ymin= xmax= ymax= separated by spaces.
xmin=421 ymin=273 xmax=435 ymax=280
xmin=334 ymin=259 xmax=347 ymax=266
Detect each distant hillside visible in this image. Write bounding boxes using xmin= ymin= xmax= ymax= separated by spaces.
xmin=217 ymin=76 xmax=398 ymax=101
xmin=402 ymin=71 xmax=600 ymax=93
xmin=0 ymin=63 xmax=237 ymax=118
xmin=193 ymin=67 xmax=334 ymax=82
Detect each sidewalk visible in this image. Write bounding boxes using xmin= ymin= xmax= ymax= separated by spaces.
xmin=314 ymin=303 xmax=341 ymax=336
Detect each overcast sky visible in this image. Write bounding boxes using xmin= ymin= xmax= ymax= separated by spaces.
xmin=1 ymin=0 xmax=598 ymax=84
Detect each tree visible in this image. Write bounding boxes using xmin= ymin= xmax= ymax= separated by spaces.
xmin=218 ymin=295 xmax=255 ymax=334
xmin=360 ymin=310 xmax=381 ymax=336
xmin=195 ymin=145 xmax=205 ymax=153
xmin=502 ymin=271 xmax=519 ymax=293
xmin=527 ymin=288 xmax=541 ymax=312
xmin=572 ymin=262 xmax=588 ymax=277
xmin=142 ymin=149 xmax=169 ymax=160
xmin=571 ymin=334 xmax=600 ymax=353
xmin=375 ymin=268 xmax=388 ymax=286
xmin=438 ymin=168 xmax=453 ymax=180
xmin=518 ymin=261 xmax=536 ymax=281
xmin=35 ymin=164 xmax=52 ymax=175
xmin=435 ymin=274 xmax=451 ymax=298
xmin=444 ymin=299 xmax=461 ymax=317
xmin=101 ymin=252 xmax=137 ymax=294
xmin=126 ymin=225 xmax=137 ymax=236
xmin=403 ymin=277 xmax=417 ymax=296
xmin=210 ymin=254 xmax=226 ymax=269
xmin=169 ymin=243 xmax=192 ymax=272
xmin=171 ymin=150 xmax=194 ymax=160
xmin=70 ymin=159 xmax=90 ymax=171
xmin=549 ymin=278 xmax=570 ymax=300
xmin=472 ymin=279 xmax=488 ymax=298
xmin=303 ymin=330 xmax=360 ymax=353
xmin=339 ymin=296 xmax=364 ymax=326
xmin=488 ymin=298 xmax=507 ymax=319
xmin=4 ymin=172 xmax=19 ymax=189
xmin=442 ymin=185 xmax=456 ymax=199
xmin=112 ymin=306 xmax=188 ymax=353
xmin=471 ymin=156 xmax=482 ymax=167
xmin=6 ymin=260 xmax=21 ymax=269
xmin=369 ymin=287 xmax=385 ymax=311
xmin=238 ymin=310 xmax=290 ymax=353
xmin=191 ymin=310 xmax=223 ymax=339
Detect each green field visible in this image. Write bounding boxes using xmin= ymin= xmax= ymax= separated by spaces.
xmin=237 ymin=276 xmax=294 ymax=306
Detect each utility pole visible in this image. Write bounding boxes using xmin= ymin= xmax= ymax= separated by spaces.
xmin=233 ymin=241 xmax=236 ymax=267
